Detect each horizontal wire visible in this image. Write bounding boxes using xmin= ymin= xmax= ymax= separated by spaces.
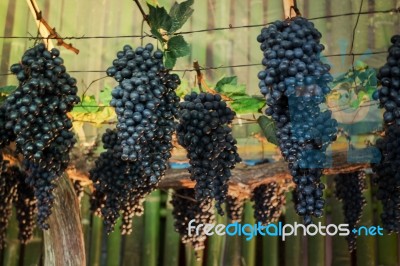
xmin=0 ymin=8 xmax=398 ymax=41
xmin=0 ymin=51 xmax=389 ymax=76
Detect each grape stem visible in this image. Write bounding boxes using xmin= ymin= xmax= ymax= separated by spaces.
xmin=193 ymin=61 xmax=204 ymax=92
xmin=133 ymin=0 xmax=150 ymax=26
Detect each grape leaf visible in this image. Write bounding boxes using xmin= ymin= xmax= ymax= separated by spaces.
xmin=164 ymin=50 xmax=177 ymax=69
xmin=99 ymin=86 xmax=113 ymax=105
xmin=215 ymin=76 xmax=237 ymax=92
xmin=164 ymin=36 xmax=190 ymax=68
xmin=167 ymin=35 xmax=190 ymax=57
xmin=147 ymin=3 xmax=172 ymax=33
xmin=230 ymin=96 xmax=265 ymax=114
xmin=219 ymin=84 xmax=246 ymax=98
xmin=0 ymin=85 xmax=17 ymax=95
xmin=257 ymin=116 xmax=279 ymax=146
xmin=72 ymin=95 xmax=99 ymax=113
xmin=169 ymin=0 xmax=194 ymax=33
xmin=70 ymin=107 xmax=116 ymax=126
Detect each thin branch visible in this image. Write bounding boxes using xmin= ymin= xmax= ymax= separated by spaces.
xmin=26 ymin=0 xmax=79 ymax=54
xmin=133 ymin=0 xmax=150 ymax=26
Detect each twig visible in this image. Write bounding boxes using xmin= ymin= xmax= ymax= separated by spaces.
xmin=26 ymin=0 xmax=79 ymax=54
xmin=193 ymin=61 xmax=203 ymax=91
xmin=133 ymin=0 xmax=150 ymax=26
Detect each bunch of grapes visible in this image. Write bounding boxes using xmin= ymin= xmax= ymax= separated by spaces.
xmin=375 ymin=35 xmax=400 ymax=125
xmin=106 ymin=43 xmax=180 ymax=162
xmin=257 ymin=17 xmax=337 ymax=224
xmin=171 ymin=188 xmax=215 ymax=252
xmin=225 ymin=195 xmax=244 ymax=222
xmin=373 ymin=126 xmax=400 ymax=232
xmin=373 ymin=35 xmax=400 ymax=233
xmin=334 ymin=172 xmax=366 ymax=252
xmin=7 ymin=166 xmax=37 ymax=244
xmin=0 ymin=157 xmax=15 ymax=249
xmin=251 ymin=182 xmax=285 ymax=224
xmin=90 ymin=44 xmax=180 ymax=233
xmin=89 ymin=129 xmax=145 ymax=233
xmin=176 ymin=92 xmax=241 ymax=214
xmin=5 ymin=43 xmax=79 ymax=229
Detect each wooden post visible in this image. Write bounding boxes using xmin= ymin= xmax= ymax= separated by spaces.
xmin=283 ymin=0 xmax=297 ymax=18
xmin=43 ymin=174 xmax=86 ymax=266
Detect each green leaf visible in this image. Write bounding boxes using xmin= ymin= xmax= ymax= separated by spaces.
xmin=147 ymin=3 xmax=173 ymax=33
xmin=0 ymin=95 xmax=7 ymax=106
xmin=167 ymin=35 xmax=190 ymax=58
xmin=72 ymin=95 xmax=99 ymax=113
xmin=0 ymin=85 xmax=17 ymax=95
xmin=219 ymin=84 xmax=246 ymax=98
xmin=151 ymin=28 xmax=164 ymax=44
xmin=230 ymin=96 xmax=265 ymax=114
xmin=164 ymin=50 xmax=177 ymax=69
xmin=163 ymin=35 xmax=190 ymax=68
xmin=99 ymin=86 xmax=113 ymax=105
xmin=257 ymin=116 xmax=279 ymax=146
xmin=169 ymin=0 xmax=194 ymax=33
xmin=215 ymin=76 xmax=237 ymax=92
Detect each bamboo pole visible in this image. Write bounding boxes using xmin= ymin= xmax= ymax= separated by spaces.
xmin=241 ymin=201 xmax=256 ymax=266
xmin=376 ymin=203 xmax=398 ymax=266
xmin=142 ymin=190 xmax=161 ymax=266
xmin=262 ymin=225 xmax=278 ymax=266
xmin=89 ymin=215 xmax=103 ymax=266
xmin=162 ymin=190 xmax=180 ymax=266
xmin=356 ymin=176 xmax=376 ymax=266
xmin=284 ymin=192 xmax=301 ymax=266
xmin=106 ymin=219 xmax=122 ymax=266
xmin=206 ymin=212 xmax=225 ymax=266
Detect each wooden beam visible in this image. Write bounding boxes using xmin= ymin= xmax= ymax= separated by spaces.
xmin=66 ymin=150 xmax=370 ymax=199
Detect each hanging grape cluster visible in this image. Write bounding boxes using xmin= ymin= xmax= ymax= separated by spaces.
xmin=251 ymin=182 xmax=285 ymax=224
xmin=91 ymin=44 xmax=180 ymax=233
xmin=8 ymin=167 xmax=37 ymax=244
xmin=177 ymin=92 xmax=241 ymax=215
xmin=90 ymin=129 xmax=146 ymax=233
xmin=225 ymin=195 xmax=244 ymax=222
xmin=171 ymin=188 xmax=215 ymax=252
xmin=0 ymin=164 xmax=37 ymax=248
xmin=106 ymin=43 xmax=180 ymax=162
xmin=373 ymin=35 xmax=400 ymax=233
xmin=257 ymin=17 xmax=337 ymax=224
xmin=3 ymin=43 xmax=80 ymax=229
xmin=334 ymin=171 xmax=366 ymax=252
xmin=0 ymin=157 xmax=15 ymax=249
